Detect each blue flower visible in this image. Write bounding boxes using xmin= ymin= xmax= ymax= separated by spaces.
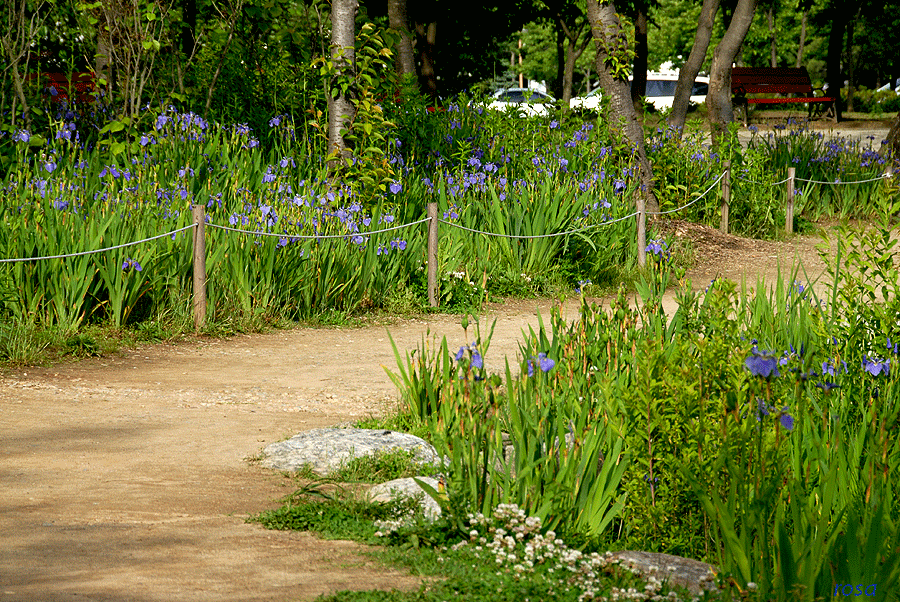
xmin=745 ymin=352 xmax=780 ymax=379
xmin=863 ymin=357 xmax=890 ymax=376
xmin=537 ymin=353 xmax=555 ymax=373
xmin=779 ymin=411 xmax=795 ymax=431
xmin=122 ymin=258 xmax=142 ymax=272
xmin=389 ymin=181 xmax=402 ymax=194
xmin=471 ymin=351 xmax=483 ymax=370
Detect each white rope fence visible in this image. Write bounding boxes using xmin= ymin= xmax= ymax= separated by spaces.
xmin=205 ymin=217 xmax=431 ymax=239
xmin=2 ymin=163 xmax=893 ymax=319
xmin=0 ymin=224 xmax=197 ymax=263
xmin=438 ymin=210 xmax=640 ymax=239
xmin=647 ymin=171 xmax=726 ymax=216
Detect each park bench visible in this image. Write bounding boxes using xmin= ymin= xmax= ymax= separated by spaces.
xmin=731 ymin=67 xmax=836 ymax=124
xmin=26 ymin=71 xmax=96 ymax=104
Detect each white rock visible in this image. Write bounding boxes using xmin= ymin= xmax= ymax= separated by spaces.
xmin=368 ymin=477 xmax=442 ymax=520
xmin=260 ymin=428 xmax=439 ymax=476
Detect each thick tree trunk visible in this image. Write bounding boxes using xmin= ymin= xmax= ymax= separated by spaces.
xmin=586 ymin=0 xmax=658 ymax=265
xmin=181 ymin=0 xmax=197 ymax=58
xmin=387 ymin=0 xmax=415 ymax=77
xmin=415 ymin=20 xmax=437 ymax=99
xmin=553 ymin=25 xmax=565 ymax=100
xmin=669 ymin=0 xmax=719 ymax=132
xmin=631 ymin=4 xmax=648 ymax=112
xmin=845 ymin=11 xmax=856 ymax=112
xmin=707 ymin=0 xmax=758 ymax=141
xmin=887 ymin=112 xmax=900 ymax=162
xmin=328 ymin=0 xmax=358 ymax=169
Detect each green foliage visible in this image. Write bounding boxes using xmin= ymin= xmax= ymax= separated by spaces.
xmin=312 ymin=22 xmax=399 ymax=202
xmin=746 ymin=121 xmax=897 ymax=221
xmin=849 ymin=87 xmax=900 ymax=115
xmin=249 ymin=485 xmax=420 ymax=544
xmin=331 ymin=448 xmax=439 ymax=484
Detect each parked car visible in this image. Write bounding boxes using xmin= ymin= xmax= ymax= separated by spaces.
xmin=486 ymin=88 xmax=555 ymax=117
xmin=569 ymin=72 xmax=709 ymax=112
xmin=641 ymin=73 xmax=709 ymax=111
xmin=876 ymin=79 xmax=900 ymax=94
xmin=570 ymin=87 xmax=603 ymax=112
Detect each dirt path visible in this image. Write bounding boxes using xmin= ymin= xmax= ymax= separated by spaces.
xmin=0 ymin=223 xmax=838 ymax=602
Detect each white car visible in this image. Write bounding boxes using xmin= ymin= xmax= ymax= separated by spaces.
xmin=487 ymin=88 xmax=555 ymax=117
xmin=569 ymin=72 xmax=709 ymax=112
xmin=570 ymin=87 xmax=603 ymax=112
xmin=641 ymin=73 xmax=709 ymax=111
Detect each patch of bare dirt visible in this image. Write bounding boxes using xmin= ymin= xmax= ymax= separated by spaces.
xmin=0 ymin=221 xmax=841 ymax=602
xmin=660 ymin=218 xmax=831 ymax=289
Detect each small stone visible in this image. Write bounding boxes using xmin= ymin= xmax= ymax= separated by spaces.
xmin=368 ymin=477 xmax=442 ymax=520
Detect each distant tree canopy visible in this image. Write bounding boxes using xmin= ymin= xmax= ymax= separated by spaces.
xmin=2 ymin=0 xmax=899 ymax=132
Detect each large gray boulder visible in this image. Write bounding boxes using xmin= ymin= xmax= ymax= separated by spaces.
xmin=260 ymin=428 xmax=440 ymax=476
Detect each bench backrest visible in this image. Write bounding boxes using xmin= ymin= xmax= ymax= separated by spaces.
xmin=731 ymin=67 xmax=818 ymax=96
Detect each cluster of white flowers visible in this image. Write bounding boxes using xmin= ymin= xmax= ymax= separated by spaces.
xmin=445 ymin=503 xmax=697 ymax=602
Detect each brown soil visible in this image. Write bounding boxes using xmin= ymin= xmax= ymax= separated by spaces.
xmin=0 ymin=219 xmax=851 ymax=602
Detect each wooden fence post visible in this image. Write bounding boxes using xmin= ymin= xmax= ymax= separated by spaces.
xmin=192 ymin=205 xmax=207 ymax=332
xmin=636 ymin=195 xmax=646 ymax=268
xmin=786 ymin=167 xmax=796 ymax=235
xmin=720 ymin=161 xmax=731 ymax=233
xmin=427 ymin=202 xmax=438 ymax=308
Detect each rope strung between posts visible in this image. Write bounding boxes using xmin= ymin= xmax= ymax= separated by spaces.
xmin=437 ymin=210 xmax=640 ymax=239
xmin=0 ymin=224 xmax=197 ymax=263
xmin=646 ymin=171 xmax=727 ymax=216
xmin=205 ymin=217 xmax=432 ymax=239
xmin=796 ymin=173 xmax=893 ymax=185
xmin=735 ymin=175 xmax=792 ymax=186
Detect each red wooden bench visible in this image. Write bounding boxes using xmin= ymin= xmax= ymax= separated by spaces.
xmin=26 ymin=72 xmax=96 ymax=104
xmin=731 ymin=67 xmax=836 ymax=124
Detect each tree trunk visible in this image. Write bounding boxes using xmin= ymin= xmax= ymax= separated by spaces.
xmin=767 ymin=8 xmax=776 ymax=68
xmin=631 ymin=3 xmax=648 ymax=112
xmin=669 ymin=0 xmax=719 ymax=132
xmin=415 ymin=20 xmax=437 ymax=99
xmin=586 ymin=0 xmax=658 ymax=262
xmin=887 ymin=112 xmax=900 ymax=162
xmin=845 ymin=10 xmax=856 ymax=112
xmin=328 ymin=0 xmax=358 ymax=170
xmin=387 ymin=0 xmax=415 ymax=77
xmin=707 ymin=0 xmax=758 ymax=141
xmin=552 ymin=25 xmax=564 ymax=100
xmin=559 ymin=17 xmax=589 ymax=111
xmin=825 ymin=0 xmax=846 ymax=120
xmin=181 ymin=0 xmax=197 ymax=58
xmin=795 ymin=5 xmax=808 ymax=68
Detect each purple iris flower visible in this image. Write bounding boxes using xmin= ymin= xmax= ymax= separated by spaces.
xmin=745 ymin=352 xmax=780 ymax=379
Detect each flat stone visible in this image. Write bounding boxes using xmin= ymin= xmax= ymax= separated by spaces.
xmin=260 ymin=428 xmax=440 ymax=476
xmin=368 ymin=477 xmax=442 ymax=520
xmin=608 ymin=550 xmax=719 ymax=595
